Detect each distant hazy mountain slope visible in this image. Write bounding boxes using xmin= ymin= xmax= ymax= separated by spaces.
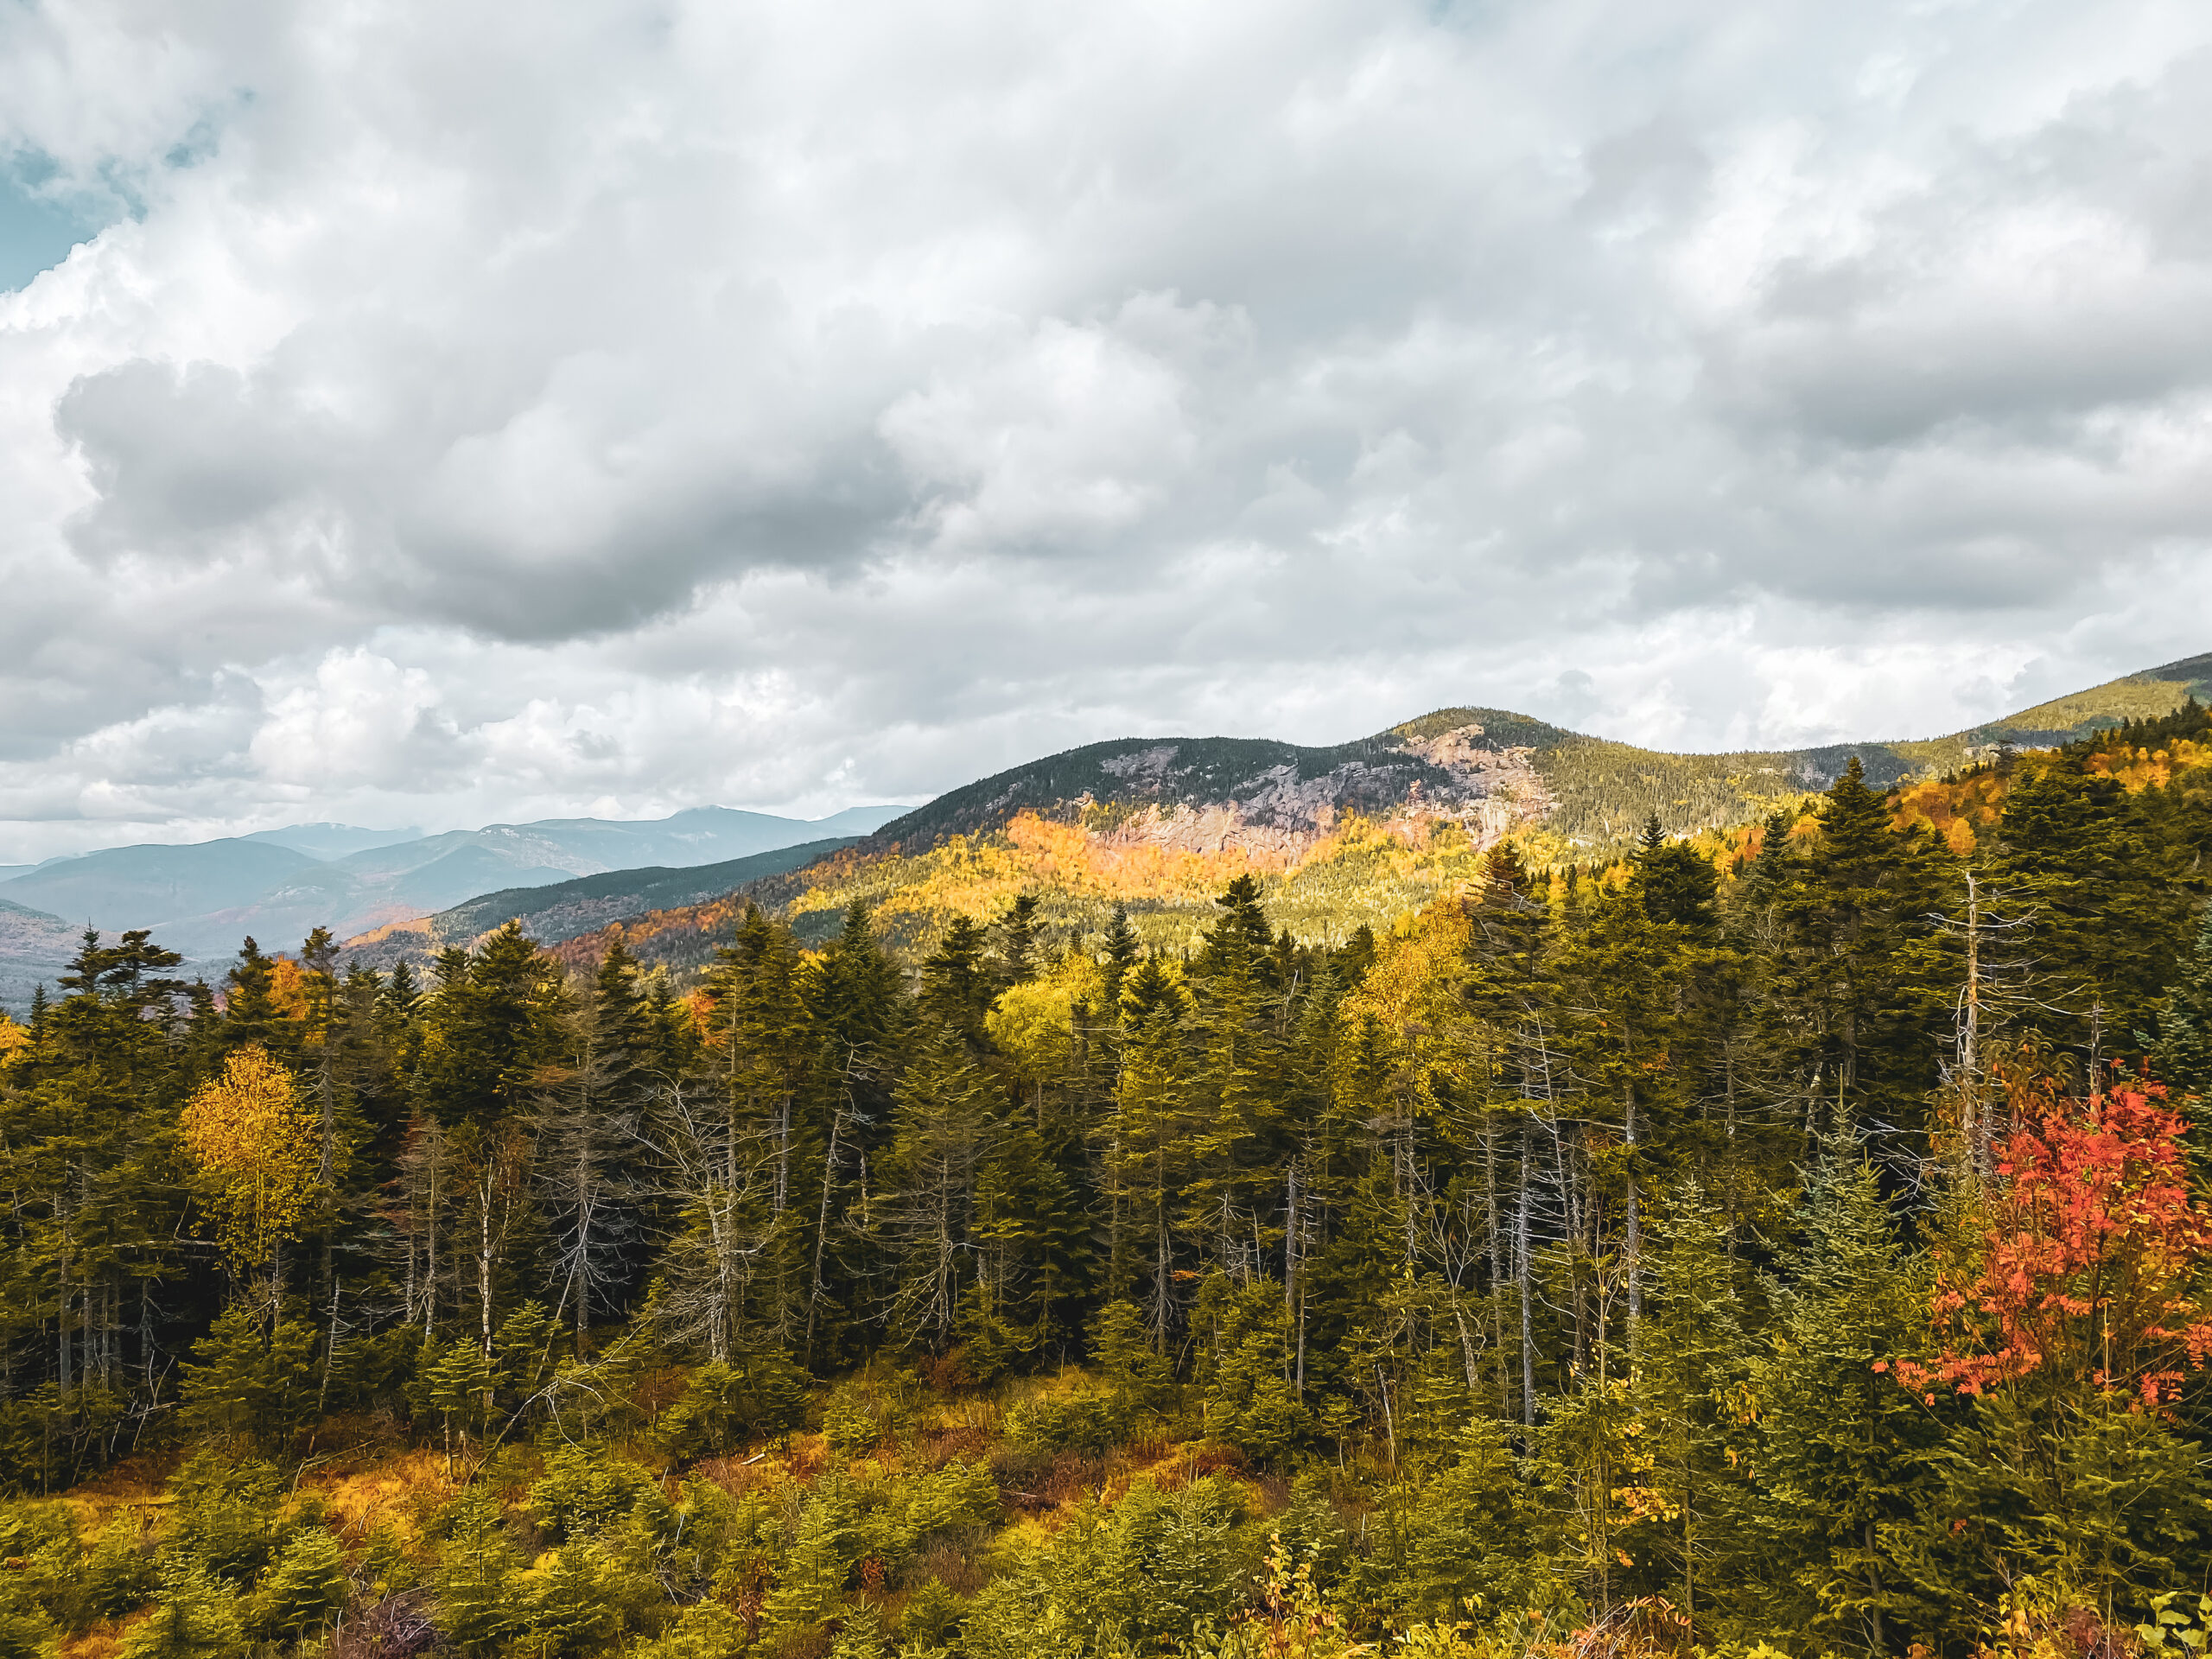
xmin=496 ymin=805 xmax=899 ymax=869
xmin=870 ymin=657 xmax=2212 ymax=867
xmin=0 ymin=839 xmax=323 ymax=934
xmin=5 ymin=655 xmax=2201 ymax=999
xmin=341 ymin=836 xmax=865 ymax=971
xmin=0 ymin=805 xmax=907 ymax=995
xmin=243 ymin=823 xmax=426 ymax=858
xmin=1955 ymin=651 xmax=2212 ymax=746
xmin=0 ymin=897 xmax=80 ymax=1011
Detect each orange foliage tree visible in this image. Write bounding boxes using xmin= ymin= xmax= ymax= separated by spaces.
xmin=1893 ymin=1066 xmax=2212 ymax=1409
xmin=1889 ymin=1055 xmax=2212 ymax=1624
xmin=181 ymin=1044 xmax=322 ymax=1279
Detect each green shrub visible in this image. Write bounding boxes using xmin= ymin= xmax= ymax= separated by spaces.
xmin=893 ymin=1460 xmax=1001 ymax=1541
xmin=0 ymin=1499 xmax=80 ymax=1632
xmin=821 ymin=1370 xmax=919 ymax=1461
xmin=899 ymin=1577 xmax=969 ymax=1649
xmin=763 ymin=1479 xmax=865 ymax=1638
xmin=823 ymin=1389 xmax=886 ymax=1460
xmin=164 ymin=1451 xmax=289 ymax=1585
xmin=1004 ymin=1389 xmax=1128 ymax=1456
xmin=963 ymin=1478 xmax=1257 ymax=1657
xmin=1266 ymin=1474 xmax=1350 ymax=1588
xmin=1192 ymin=1280 xmax=1308 ymax=1468
xmin=247 ymin=1527 xmax=348 ymax=1643
xmin=429 ymin=1486 xmax=523 ymax=1656
xmin=359 ymin=1519 xmax=422 ymax=1599
xmin=1343 ymin=1420 xmax=1557 ymax=1625
xmin=1091 ymin=1300 xmax=1175 ymax=1414
xmin=175 ymin=1304 xmax=318 ymax=1452
xmin=526 ymin=1443 xmax=671 ymax=1541
xmin=627 ymin=1599 xmax=749 ymax=1659
xmin=522 ymin=1542 xmax=621 ymax=1657
xmin=85 ymin=1510 xmax=160 ymax=1620
xmin=655 ymin=1351 xmax=808 ymax=1463
xmin=0 ymin=1577 xmax=55 ymax=1659
xmin=829 ymin=1604 xmax=890 ymax=1658
xmin=114 ymin=1559 xmax=248 ymax=1659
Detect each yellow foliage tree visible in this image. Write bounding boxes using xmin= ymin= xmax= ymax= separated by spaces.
xmin=988 ymin=953 xmax=1108 ymax=1124
xmin=181 ymin=1045 xmax=321 ymax=1276
xmin=0 ymin=1008 xmax=29 ymax=1067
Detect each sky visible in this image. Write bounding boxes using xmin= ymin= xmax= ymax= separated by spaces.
xmin=2 ymin=1 xmax=2210 ymax=861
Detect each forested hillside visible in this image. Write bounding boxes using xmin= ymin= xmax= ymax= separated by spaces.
xmin=341 ymin=837 xmax=864 ymax=971
xmin=541 ymin=653 xmax=2212 ymax=972
xmin=3 ymin=700 xmax=2211 ymax=1657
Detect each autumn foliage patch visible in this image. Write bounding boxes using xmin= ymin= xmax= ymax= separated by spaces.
xmin=1893 ymin=1065 xmax=2212 ymax=1408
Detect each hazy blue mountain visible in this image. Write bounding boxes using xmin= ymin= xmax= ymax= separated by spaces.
xmin=244 ymin=823 xmax=427 ymax=859
xmin=0 ymin=803 xmax=910 ymax=974
xmin=0 ymin=895 xmax=79 ymax=1013
xmin=0 ymin=838 xmax=323 ymax=935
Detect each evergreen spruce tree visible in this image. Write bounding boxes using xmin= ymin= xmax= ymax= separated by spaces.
xmin=2151 ymin=902 xmax=2212 ymax=1098
xmin=1751 ymin=1154 xmax=1936 ymax=1650
xmin=918 ymin=917 xmax=995 ymax=1046
xmin=1764 ymin=758 xmax=1955 ymax=1148
xmin=879 ymin=1026 xmax=998 ymax=1349
xmin=999 ymin=893 xmax=1042 ymax=988
xmin=1992 ymin=759 xmax=2189 ymax=1065
xmin=1102 ymin=903 xmax=1141 ymax=1009
xmin=1625 ymin=1182 xmax=1750 ymax=1627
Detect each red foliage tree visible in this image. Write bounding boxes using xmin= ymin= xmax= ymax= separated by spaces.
xmin=1892 ymin=1059 xmax=2212 ymax=1408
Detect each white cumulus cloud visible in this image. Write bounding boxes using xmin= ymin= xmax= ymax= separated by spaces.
xmin=0 ymin=0 xmax=2205 ymax=859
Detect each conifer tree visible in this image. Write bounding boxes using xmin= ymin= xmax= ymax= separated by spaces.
xmin=880 ymin=1026 xmax=998 ymax=1348
xmin=999 ymin=893 xmax=1042 ymax=988
xmin=1102 ymin=904 xmax=1141 ymax=1009
xmin=1993 ymin=760 xmax=2189 ymax=1067
xmin=699 ymin=906 xmax=821 ymax=1344
xmin=2151 ymin=901 xmax=2212 ymax=1099
xmin=919 ymin=917 xmax=995 ymax=1047
xmin=1110 ymin=997 xmax=1194 ymax=1348
xmin=1626 ymin=1182 xmax=1750 ymax=1623
xmin=1764 ymin=758 xmax=1953 ymax=1149
xmin=1752 ymin=1154 xmax=1935 ymax=1651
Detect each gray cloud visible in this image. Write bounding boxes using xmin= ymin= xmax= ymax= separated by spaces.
xmin=0 ymin=0 xmax=2206 ymax=860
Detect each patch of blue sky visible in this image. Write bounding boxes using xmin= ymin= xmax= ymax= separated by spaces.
xmin=0 ymin=151 xmax=117 ymax=292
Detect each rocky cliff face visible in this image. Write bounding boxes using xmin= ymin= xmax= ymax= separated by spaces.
xmin=1061 ymin=722 xmax=1554 ymax=865
xmin=867 ymin=712 xmax=1565 ymax=861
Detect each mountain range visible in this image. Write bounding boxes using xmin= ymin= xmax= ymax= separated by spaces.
xmin=0 ymin=804 xmax=905 ymax=1006
xmin=0 ymin=652 xmax=2203 ymax=1008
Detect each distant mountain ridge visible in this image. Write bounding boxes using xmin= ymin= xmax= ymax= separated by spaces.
xmin=7 ymin=652 xmax=2205 ymax=1005
xmin=0 ymin=803 xmax=906 ymax=997
xmin=339 ymin=837 xmax=864 ymax=972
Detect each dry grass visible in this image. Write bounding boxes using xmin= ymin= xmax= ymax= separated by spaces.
xmin=914 ymin=1424 xmax=990 ymax=1469
xmin=910 ymin=1533 xmax=988 ymax=1596
xmin=51 ymin=1449 xmax=181 ymax=1534
xmin=57 ymin=1610 xmax=149 ymax=1659
xmin=690 ymin=1448 xmax=779 ymax=1497
xmin=312 ymin=1446 xmax=455 ymax=1546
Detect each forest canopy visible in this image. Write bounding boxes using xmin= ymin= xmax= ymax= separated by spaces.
xmin=3 ymin=707 xmax=2212 ymax=1659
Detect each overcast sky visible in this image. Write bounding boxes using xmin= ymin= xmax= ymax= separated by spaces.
xmin=2 ymin=1 xmax=2209 ymax=860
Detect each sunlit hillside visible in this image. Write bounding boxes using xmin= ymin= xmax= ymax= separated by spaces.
xmin=529 ymin=652 xmax=2212 ymax=975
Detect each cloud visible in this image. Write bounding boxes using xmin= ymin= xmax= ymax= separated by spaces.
xmin=0 ymin=0 xmax=2206 ymax=860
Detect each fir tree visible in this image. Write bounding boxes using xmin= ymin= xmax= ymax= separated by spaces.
xmin=2152 ymin=901 xmax=2212 ymax=1097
